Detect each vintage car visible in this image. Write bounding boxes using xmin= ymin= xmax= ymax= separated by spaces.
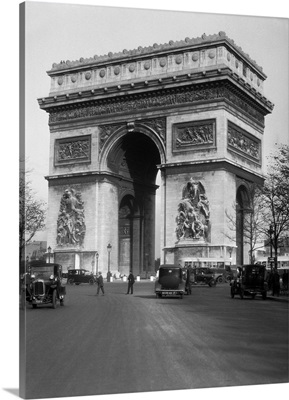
xmin=189 ymin=267 xmax=217 ymax=287
xmin=230 ymin=264 xmax=268 ymax=300
xmin=155 ymin=264 xmax=186 ymax=298
xmin=67 ymin=269 xmax=96 ymax=285
xmin=211 ymin=266 xmax=234 ymax=283
xmin=21 ymin=262 xmax=66 ymax=309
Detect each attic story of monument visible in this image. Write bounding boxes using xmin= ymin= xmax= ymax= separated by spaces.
xmin=38 ymin=31 xmax=273 ymax=276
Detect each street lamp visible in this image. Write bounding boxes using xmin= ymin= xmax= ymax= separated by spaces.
xmin=48 ymin=246 xmax=51 ymax=263
xmin=107 ymin=243 xmax=112 ymax=274
xmin=268 ymin=224 xmax=274 ymax=271
xmin=95 ymin=251 xmax=99 ymax=274
xmin=26 ymin=256 xmax=29 ymax=273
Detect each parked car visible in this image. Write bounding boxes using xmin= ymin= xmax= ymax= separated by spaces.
xmin=230 ymin=264 xmax=268 ymax=300
xmin=190 ymin=267 xmax=216 ymax=287
xmin=67 ymin=269 xmax=96 ymax=285
xmin=155 ymin=264 xmax=186 ymax=298
xmin=212 ymin=266 xmax=234 ymax=283
xmin=21 ymin=262 xmax=66 ymax=309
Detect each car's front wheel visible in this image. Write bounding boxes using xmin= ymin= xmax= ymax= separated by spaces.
xmin=67 ymin=279 xmax=74 ymax=285
xmin=209 ymin=279 xmax=216 ymax=287
xmin=89 ymin=279 xmax=94 ymax=285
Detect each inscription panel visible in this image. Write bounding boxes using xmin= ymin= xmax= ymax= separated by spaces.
xmin=172 ymin=119 xmax=216 ymax=153
xmin=54 ymin=135 xmax=91 ymax=166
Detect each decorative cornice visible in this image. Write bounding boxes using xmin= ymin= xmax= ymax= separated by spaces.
xmin=50 ymin=31 xmax=263 ymax=75
xmin=46 ymin=81 xmax=268 ymax=126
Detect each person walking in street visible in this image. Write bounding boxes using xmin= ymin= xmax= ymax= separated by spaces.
xmin=126 ymin=271 xmax=135 ymax=294
xmin=96 ymin=272 xmax=105 ymax=296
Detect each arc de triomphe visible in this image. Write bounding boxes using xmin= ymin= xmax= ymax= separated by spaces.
xmin=38 ymin=32 xmax=273 ymax=276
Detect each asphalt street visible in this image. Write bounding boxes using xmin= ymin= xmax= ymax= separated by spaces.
xmin=22 ymin=281 xmax=288 ymax=399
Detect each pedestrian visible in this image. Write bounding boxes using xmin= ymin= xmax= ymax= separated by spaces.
xmin=96 ymin=272 xmax=105 ymax=296
xmin=186 ymin=267 xmax=192 ymax=295
xmin=107 ymin=270 xmax=112 ymax=282
xmin=126 ymin=271 xmax=135 ymax=294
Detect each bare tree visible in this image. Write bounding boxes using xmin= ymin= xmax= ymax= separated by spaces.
xmin=19 ymin=164 xmax=46 ymax=262
xmin=225 ymin=145 xmax=289 ymax=266
xmin=258 ymin=144 xmax=289 ymax=268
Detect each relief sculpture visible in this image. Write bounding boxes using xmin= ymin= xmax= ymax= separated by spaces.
xmin=174 ymin=120 xmax=214 ymax=151
xmin=57 ymin=139 xmax=90 ymax=161
xmin=227 ymin=122 xmax=260 ymax=161
xmin=176 ymin=179 xmax=210 ymax=241
xmin=57 ymin=188 xmax=86 ymax=246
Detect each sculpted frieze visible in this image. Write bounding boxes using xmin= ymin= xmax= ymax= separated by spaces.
xmin=173 ymin=119 xmax=215 ymax=152
xmin=227 ymin=121 xmax=260 ymax=162
xmin=55 ymin=135 xmax=91 ymax=165
xmin=48 ymin=84 xmax=264 ymax=125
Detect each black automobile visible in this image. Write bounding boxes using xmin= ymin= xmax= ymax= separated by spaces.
xmin=190 ymin=267 xmax=216 ymax=287
xmin=230 ymin=264 xmax=268 ymax=300
xmin=155 ymin=264 xmax=186 ymax=298
xmin=212 ymin=266 xmax=234 ymax=283
xmin=67 ymin=269 xmax=96 ymax=285
xmin=21 ymin=262 xmax=66 ymax=309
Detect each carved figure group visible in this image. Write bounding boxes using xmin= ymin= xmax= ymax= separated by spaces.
xmin=176 ymin=179 xmax=210 ymax=241
xmin=57 ymin=188 xmax=86 ymax=246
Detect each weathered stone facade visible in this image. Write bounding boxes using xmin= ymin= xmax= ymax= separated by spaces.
xmin=38 ymin=32 xmax=273 ymax=275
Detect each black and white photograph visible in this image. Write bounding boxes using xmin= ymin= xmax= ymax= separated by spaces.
xmin=1 ymin=1 xmax=288 ymax=400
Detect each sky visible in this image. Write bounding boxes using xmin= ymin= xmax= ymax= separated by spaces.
xmin=23 ymin=0 xmax=288 ymax=206
xmin=1 ymin=2 xmax=288 ymax=400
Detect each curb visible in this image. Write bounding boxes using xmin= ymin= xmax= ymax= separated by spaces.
xmin=267 ymin=295 xmax=289 ymax=303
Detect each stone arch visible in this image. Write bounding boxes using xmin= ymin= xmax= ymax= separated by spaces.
xmin=99 ymin=122 xmax=166 ymax=172
xmin=99 ymin=125 xmax=163 ymax=276
xmin=236 ymin=184 xmax=252 ymax=265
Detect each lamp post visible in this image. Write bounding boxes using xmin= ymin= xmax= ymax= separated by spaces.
xmin=107 ymin=243 xmax=112 ymax=274
xmin=48 ymin=246 xmax=51 ymax=264
xmin=26 ymin=256 xmax=29 ymax=273
xmin=95 ymin=251 xmax=99 ymax=274
xmin=268 ymin=224 xmax=274 ymax=271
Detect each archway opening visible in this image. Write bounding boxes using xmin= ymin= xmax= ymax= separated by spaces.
xmin=108 ymin=131 xmax=162 ymax=276
xmin=236 ymin=185 xmax=251 ymax=265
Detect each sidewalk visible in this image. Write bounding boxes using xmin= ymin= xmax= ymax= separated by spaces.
xmin=267 ymin=291 xmax=289 ymax=303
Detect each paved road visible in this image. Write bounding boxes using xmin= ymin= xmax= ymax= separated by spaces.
xmin=22 ymin=281 xmax=288 ymax=399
